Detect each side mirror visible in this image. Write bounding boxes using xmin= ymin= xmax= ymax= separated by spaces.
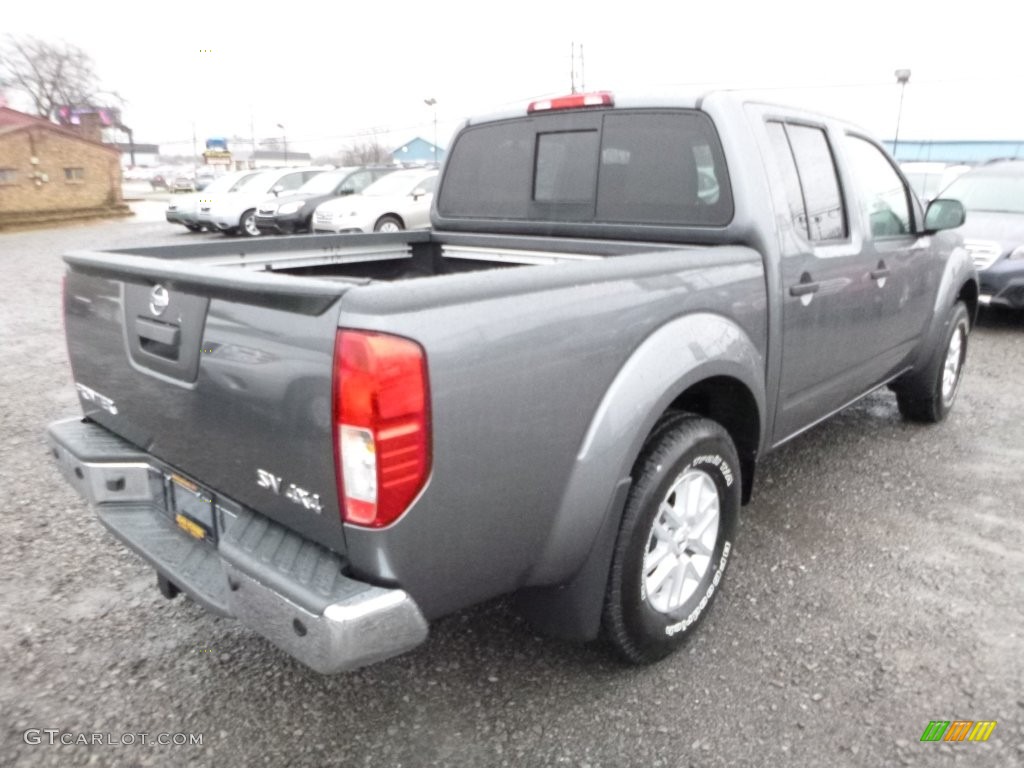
xmin=924 ymin=198 xmax=966 ymax=233
xmin=272 ymin=184 xmax=285 ymax=196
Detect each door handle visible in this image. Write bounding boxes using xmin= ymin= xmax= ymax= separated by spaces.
xmin=136 ymin=317 xmax=180 ymax=346
xmin=789 ymin=281 xmax=820 ymax=297
xmin=870 ymin=267 xmax=891 ymax=280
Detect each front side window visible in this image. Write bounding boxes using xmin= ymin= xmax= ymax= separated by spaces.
xmin=845 ymin=136 xmax=912 ymax=237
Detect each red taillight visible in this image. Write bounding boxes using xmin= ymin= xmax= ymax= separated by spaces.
xmin=332 ymin=330 xmax=431 ymax=528
xmin=527 ymin=91 xmax=614 ymax=113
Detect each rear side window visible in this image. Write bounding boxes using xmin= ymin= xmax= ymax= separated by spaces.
xmin=763 ymin=121 xmax=847 ymax=243
xmin=766 ymin=122 xmax=809 ymax=238
xmin=438 ymin=110 xmax=733 ymax=226
xmin=784 ymin=125 xmax=847 ymax=241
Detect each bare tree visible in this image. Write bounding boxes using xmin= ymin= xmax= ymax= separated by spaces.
xmin=340 ymin=139 xmax=391 ymax=166
xmin=0 ymin=35 xmax=118 ymax=120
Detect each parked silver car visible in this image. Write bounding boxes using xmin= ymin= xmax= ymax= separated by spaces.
xmin=312 ymin=168 xmax=438 ymax=233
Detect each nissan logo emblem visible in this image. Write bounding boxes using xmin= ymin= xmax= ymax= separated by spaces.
xmin=149 ymin=284 xmax=169 ymax=316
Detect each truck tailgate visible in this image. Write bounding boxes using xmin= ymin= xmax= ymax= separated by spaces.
xmin=63 ymin=251 xmax=351 ymax=555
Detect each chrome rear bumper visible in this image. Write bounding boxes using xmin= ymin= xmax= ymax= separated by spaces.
xmin=46 ymin=417 xmax=428 ymax=673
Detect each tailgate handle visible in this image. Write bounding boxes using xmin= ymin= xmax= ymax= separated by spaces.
xmin=136 ymin=317 xmax=181 ymax=358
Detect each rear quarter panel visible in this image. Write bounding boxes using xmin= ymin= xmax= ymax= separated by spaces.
xmin=339 ymin=246 xmax=767 ymax=619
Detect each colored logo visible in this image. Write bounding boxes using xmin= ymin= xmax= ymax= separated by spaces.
xmin=920 ymin=720 xmax=996 ymax=742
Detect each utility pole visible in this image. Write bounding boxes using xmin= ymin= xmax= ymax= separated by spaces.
xmin=277 ymin=123 xmax=288 ymax=165
xmin=893 ymin=68 xmax=911 ymax=160
xmin=570 ymin=42 xmax=577 ymax=94
xmin=424 ymin=98 xmax=438 ymax=165
xmin=579 ymin=44 xmax=585 ymax=92
xmin=250 ymin=110 xmax=256 ymax=170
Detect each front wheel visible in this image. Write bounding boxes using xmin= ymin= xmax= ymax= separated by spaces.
xmin=603 ymin=413 xmax=740 ymax=664
xmin=238 ymin=209 xmax=261 ymax=237
xmin=374 ymin=215 xmax=403 ymax=233
xmin=895 ymin=301 xmax=970 ymax=423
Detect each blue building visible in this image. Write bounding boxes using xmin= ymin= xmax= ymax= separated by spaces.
xmin=886 ymin=140 xmax=1024 ymax=164
xmin=391 ymin=137 xmax=445 ymax=165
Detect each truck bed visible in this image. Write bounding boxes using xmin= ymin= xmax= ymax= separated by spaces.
xmin=94 ymin=230 xmax=684 ymax=283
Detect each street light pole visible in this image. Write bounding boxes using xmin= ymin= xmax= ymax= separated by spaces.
xmin=893 ymin=68 xmax=911 ymax=160
xmin=277 ymin=123 xmax=288 ymax=165
xmin=423 ymin=98 xmax=437 ymax=165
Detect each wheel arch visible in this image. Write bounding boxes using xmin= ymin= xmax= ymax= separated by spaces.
xmin=375 ymin=213 xmax=405 ymax=230
xmin=514 ymin=313 xmax=765 ymax=640
xmin=666 ymin=376 xmax=761 ymax=505
xmin=958 ymin=277 xmax=979 ymax=328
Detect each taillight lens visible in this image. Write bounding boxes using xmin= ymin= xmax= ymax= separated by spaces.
xmin=527 ymin=91 xmax=614 ymax=113
xmin=332 ymin=330 xmax=431 ymax=528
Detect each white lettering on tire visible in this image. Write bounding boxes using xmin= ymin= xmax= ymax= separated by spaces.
xmin=664 ymin=541 xmax=731 ymax=637
xmin=691 ymin=454 xmax=733 ymax=487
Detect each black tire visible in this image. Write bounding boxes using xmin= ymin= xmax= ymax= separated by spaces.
xmin=603 ymin=413 xmax=740 ymax=664
xmin=238 ymin=209 xmax=261 ymax=238
xmin=185 ymin=224 xmax=202 ymax=232
xmin=895 ymin=301 xmax=969 ymax=423
xmin=374 ymin=215 xmax=404 ymax=233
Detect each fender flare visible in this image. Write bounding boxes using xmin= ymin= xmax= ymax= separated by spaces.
xmin=902 ymin=239 xmax=977 ymax=384
xmin=515 ymin=312 xmax=765 ymax=639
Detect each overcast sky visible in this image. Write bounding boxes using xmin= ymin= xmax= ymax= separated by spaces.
xmin=5 ymin=0 xmax=1023 ymax=157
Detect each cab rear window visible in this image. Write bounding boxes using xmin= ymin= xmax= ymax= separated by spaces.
xmin=438 ymin=110 xmax=733 ymax=227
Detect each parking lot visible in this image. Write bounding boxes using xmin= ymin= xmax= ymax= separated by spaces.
xmin=1 ymin=211 xmax=1022 ymax=767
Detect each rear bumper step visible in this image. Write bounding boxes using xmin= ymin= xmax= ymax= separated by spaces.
xmin=46 ymin=417 xmax=428 ymax=673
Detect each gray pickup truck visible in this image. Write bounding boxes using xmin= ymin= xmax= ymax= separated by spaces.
xmin=48 ymin=91 xmax=977 ymax=673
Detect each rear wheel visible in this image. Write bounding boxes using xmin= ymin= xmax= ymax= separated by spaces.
xmin=895 ymin=301 xmax=969 ymax=422
xmin=603 ymin=413 xmax=740 ymax=664
xmin=184 ymin=224 xmax=202 ymax=232
xmin=238 ymin=209 xmax=261 ymax=237
xmin=374 ymin=215 xmax=403 ymax=233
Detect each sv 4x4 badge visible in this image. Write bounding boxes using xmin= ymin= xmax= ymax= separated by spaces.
xmin=256 ymin=468 xmax=323 ymax=514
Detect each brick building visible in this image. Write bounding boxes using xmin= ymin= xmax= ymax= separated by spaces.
xmin=0 ymin=107 xmax=129 ymax=229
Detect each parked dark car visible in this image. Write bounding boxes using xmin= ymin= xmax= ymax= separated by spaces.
xmin=942 ymin=160 xmax=1024 ymax=309
xmin=255 ymin=166 xmax=396 ymax=235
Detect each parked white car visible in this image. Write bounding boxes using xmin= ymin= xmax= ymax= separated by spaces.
xmin=205 ymin=167 xmax=330 ymax=236
xmin=312 ymin=168 xmax=438 ymax=233
xmin=166 ymin=170 xmax=262 ymax=232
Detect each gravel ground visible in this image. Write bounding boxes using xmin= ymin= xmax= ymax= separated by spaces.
xmin=1 ymin=208 xmax=1022 ymax=767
